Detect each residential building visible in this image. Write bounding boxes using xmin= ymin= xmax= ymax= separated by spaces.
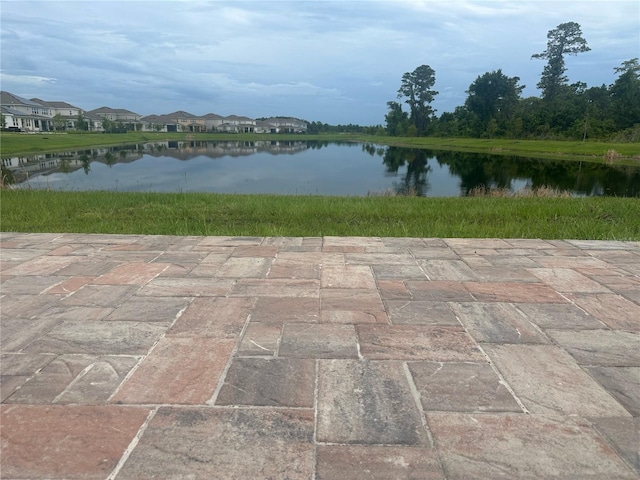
xmin=262 ymin=117 xmax=307 ymax=133
xmin=163 ymin=111 xmax=206 ymax=132
xmin=86 ymin=106 xmax=143 ymax=131
xmin=31 ymin=98 xmax=84 ymax=130
xmin=2 ymin=89 xmax=308 ymax=134
xmin=202 ymin=113 xmax=225 ymax=131
xmin=218 ymin=115 xmax=256 ymax=133
xmin=86 ymin=106 xmax=142 ymax=122
xmin=0 ymin=91 xmax=54 ymax=132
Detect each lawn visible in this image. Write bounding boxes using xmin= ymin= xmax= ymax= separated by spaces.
xmin=2 ymin=190 xmax=638 ymax=240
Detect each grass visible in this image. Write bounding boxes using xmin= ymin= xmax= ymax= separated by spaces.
xmin=0 ymin=132 xmax=312 ymax=157
xmin=2 ymin=190 xmax=639 ymax=240
xmin=1 ymin=132 xmax=638 ymax=163
xmin=349 ymin=135 xmax=640 ymax=163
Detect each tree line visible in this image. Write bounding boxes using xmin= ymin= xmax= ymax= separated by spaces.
xmin=384 ymin=22 xmax=640 ymax=141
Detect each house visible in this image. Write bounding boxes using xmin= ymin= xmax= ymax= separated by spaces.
xmin=2 ymin=89 xmax=308 ymax=135
xmin=83 ymin=111 xmax=104 ymax=132
xmin=140 ymin=114 xmax=177 ymax=132
xmin=263 ymin=117 xmax=307 ymax=133
xmin=255 ymin=120 xmax=273 ymax=134
xmin=163 ymin=111 xmax=206 ymax=132
xmin=86 ymin=106 xmax=143 ymax=131
xmin=202 ymin=113 xmax=225 ymax=131
xmin=87 ymin=106 xmax=142 ymax=122
xmin=31 ymin=98 xmax=84 ymax=130
xmin=218 ymin=115 xmax=256 ymax=133
xmin=1 ymin=91 xmax=54 ymax=132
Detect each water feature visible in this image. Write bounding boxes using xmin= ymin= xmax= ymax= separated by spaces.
xmin=4 ymin=140 xmax=639 ymax=197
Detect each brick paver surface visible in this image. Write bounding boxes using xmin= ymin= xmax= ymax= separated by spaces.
xmin=1 ymin=232 xmax=639 ymax=479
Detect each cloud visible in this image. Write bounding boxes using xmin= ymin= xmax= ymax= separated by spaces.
xmin=1 ymin=0 xmax=638 ymax=124
xmin=0 ymin=72 xmax=57 ymax=85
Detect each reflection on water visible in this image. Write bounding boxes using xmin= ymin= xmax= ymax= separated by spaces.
xmin=3 ymin=140 xmax=639 ymax=197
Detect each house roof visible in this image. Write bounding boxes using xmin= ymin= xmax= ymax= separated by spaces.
xmin=202 ymin=113 xmax=224 ymax=119
xmin=263 ymin=117 xmax=306 ymax=125
xmin=1 ymin=91 xmax=43 ymax=108
xmin=225 ymin=115 xmax=254 ymax=121
xmin=140 ymin=114 xmax=177 ymax=124
xmin=164 ymin=110 xmax=196 ymax=119
xmin=87 ymin=106 xmax=140 ymax=116
xmin=30 ymin=98 xmax=81 ymax=110
xmin=84 ymin=111 xmax=104 ymax=121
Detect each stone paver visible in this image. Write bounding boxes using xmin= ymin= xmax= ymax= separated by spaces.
xmin=1 ymin=233 xmax=639 ymax=479
xmin=484 ymin=344 xmax=632 ymax=416
xmin=589 ymin=417 xmax=640 ymax=475
xmin=316 ymin=445 xmax=444 ymax=479
xmin=0 ymin=405 xmax=151 ymax=479
xmin=116 ymin=407 xmax=315 ymax=480
xmin=316 ymin=359 xmax=430 ymax=445
xmin=427 ymin=413 xmax=638 ymax=479
xmin=216 ymin=357 xmax=315 ymax=407
xmin=408 ymin=361 xmax=522 ymax=412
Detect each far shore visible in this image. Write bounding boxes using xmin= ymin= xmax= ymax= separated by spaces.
xmin=1 ymin=132 xmax=638 ymax=164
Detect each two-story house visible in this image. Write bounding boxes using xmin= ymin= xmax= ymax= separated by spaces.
xmin=30 ymin=98 xmax=84 ymax=130
xmin=262 ymin=117 xmax=308 ymax=134
xmin=86 ymin=106 xmax=143 ymax=131
xmin=1 ymin=91 xmax=54 ymax=132
xmin=218 ymin=115 xmax=256 ymax=133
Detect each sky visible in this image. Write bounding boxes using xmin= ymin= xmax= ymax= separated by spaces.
xmin=1 ymin=0 xmax=638 ymax=125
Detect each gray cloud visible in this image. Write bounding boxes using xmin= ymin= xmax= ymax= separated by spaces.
xmin=1 ymin=0 xmax=637 ymax=124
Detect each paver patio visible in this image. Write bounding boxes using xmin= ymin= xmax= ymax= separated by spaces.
xmin=1 ymin=232 xmax=639 ymax=479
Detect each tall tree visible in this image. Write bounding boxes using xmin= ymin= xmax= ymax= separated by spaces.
xmin=397 ymin=65 xmax=438 ymax=135
xmin=464 ymin=69 xmax=524 ymax=136
xmin=610 ymin=58 xmax=640 ymax=130
xmin=532 ymin=22 xmax=590 ymax=101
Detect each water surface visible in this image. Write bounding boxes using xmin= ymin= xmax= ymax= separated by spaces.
xmin=5 ymin=140 xmax=639 ymax=197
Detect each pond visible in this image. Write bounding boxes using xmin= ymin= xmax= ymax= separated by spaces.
xmin=4 ymin=140 xmax=640 ymax=197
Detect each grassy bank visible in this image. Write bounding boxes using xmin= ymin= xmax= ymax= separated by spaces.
xmin=1 ymin=132 xmax=638 ymax=162
xmin=350 ymin=135 xmax=640 ymax=163
xmin=2 ymin=190 xmax=638 ymax=239
xmin=0 ymin=132 xmax=311 ymax=157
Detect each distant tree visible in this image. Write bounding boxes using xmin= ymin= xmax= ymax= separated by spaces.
xmin=384 ymin=101 xmax=409 ymax=136
xmin=52 ymin=113 xmax=66 ymax=131
xmin=610 ymin=58 xmax=640 ymax=130
xmin=101 ymin=118 xmax=113 ymax=133
xmin=76 ymin=114 xmax=89 ymax=131
xmin=532 ymin=22 xmax=590 ymax=101
xmin=464 ymin=69 xmax=524 ymax=136
xmin=1 ymin=113 xmax=6 ymax=129
xmin=397 ymin=65 xmax=438 ymax=135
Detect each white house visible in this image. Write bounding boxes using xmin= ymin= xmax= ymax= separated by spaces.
xmin=86 ymin=106 xmax=143 ymax=131
xmin=0 ymin=91 xmax=54 ymax=132
xmin=218 ymin=115 xmax=256 ymax=133
xmin=202 ymin=113 xmax=225 ymax=131
xmin=263 ymin=117 xmax=307 ymax=133
xmin=31 ymin=98 xmax=84 ymax=130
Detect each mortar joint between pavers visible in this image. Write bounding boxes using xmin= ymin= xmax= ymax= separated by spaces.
xmin=207 ymin=301 xmax=257 ymax=406
xmin=106 ymin=406 xmax=158 ymax=480
xmin=475 ymin=342 xmax=531 ymax=414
